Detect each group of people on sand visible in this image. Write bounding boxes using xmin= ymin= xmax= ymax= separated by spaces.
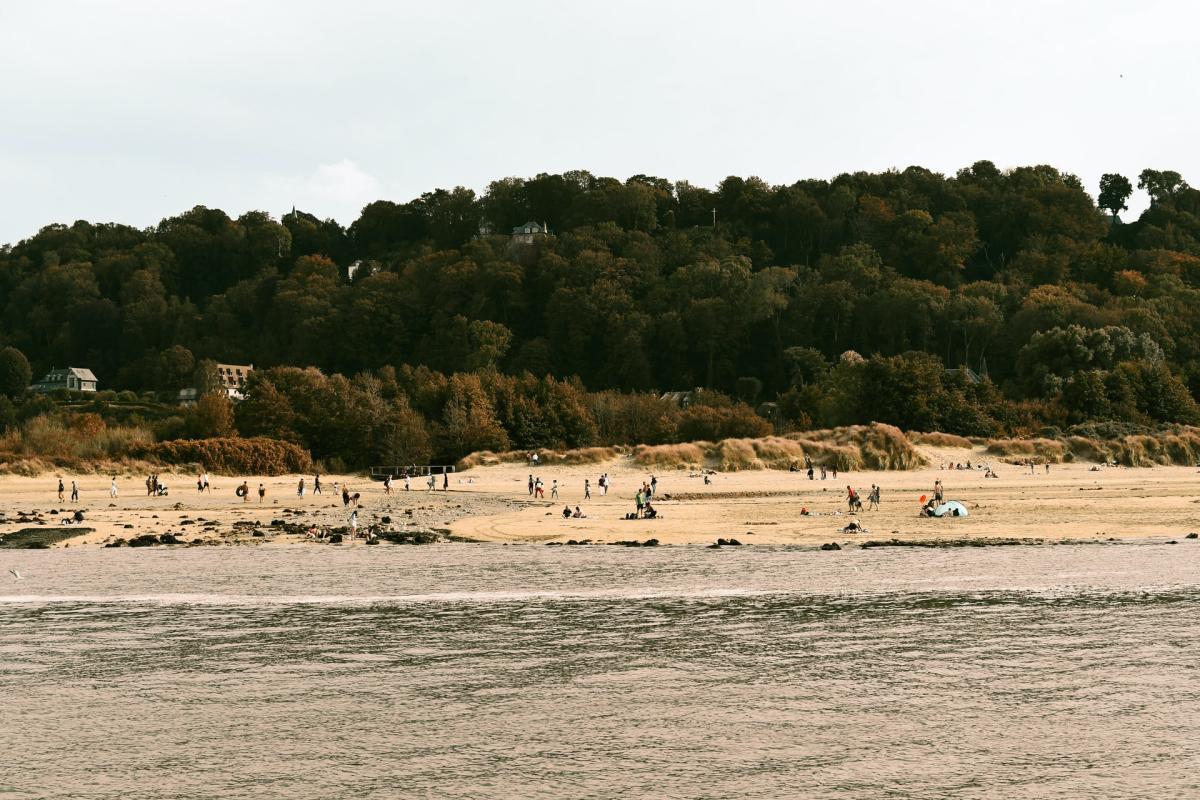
xmin=790 ymin=455 xmax=838 ymax=481
xmin=561 ymin=505 xmax=586 ymax=519
xmin=145 ymin=474 xmax=167 ymax=497
xmin=55 ymin=476 xmax=80 ymax=503
xmin=296 ymin=474 xmax=325 ymax=497
xmin=845 ymin=485 xmax=881 ymax=512
xmin=632 ymin=477 xmax=659 ymax=519
xmin=234 ymin=481 xmax=266 ymax=502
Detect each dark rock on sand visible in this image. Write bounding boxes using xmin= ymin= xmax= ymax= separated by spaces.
xmin=1186 ymin=532 xmax=1198 ymax=539
xmin=820 ymin=542 xmax=842 ymax=551
xmin=159 ymin=533 xmax=183 ymax=545
xmin=375 ymin=530 xmax=441 ymax=545
xmin=128 ymin=534 xmax=160 ymax=547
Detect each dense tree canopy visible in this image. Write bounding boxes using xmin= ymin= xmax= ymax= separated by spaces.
xmin=4 ymin=162 xmax=1200 ymax=461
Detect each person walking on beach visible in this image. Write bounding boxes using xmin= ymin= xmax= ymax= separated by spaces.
xmin=70 ymin=480 xmax=79 ymax=503
xmin=551 ymin=480 xmax=559 ymax=500
xmin=238 ymin=481 xmax=249 ymax=502
xmin=535 ymin=478 xmax=544 ymax=499
xmin=57 ymin=477 xmax=65 ymax=502
xmin=403 ymin=473 xmax=410 ymax=491
xmin=867 ymin=485 xmax=879 ymax=511
xmin=110 ymin=476 xmax=119 ymax=499
xmin=258 ymin=484 xmax=266 ymax=503
xmin=383 ymin=475 xmax=392 ymax=495
xmin=934 ymin=479 xmax=944 ymax=504
xmin=298 ymin=477 xmax=306 ymax=498
xmin=528 ymin=475 xmax=535 ymax=496
xmin=427 ymin=474 xmax=436 ymax=493
xmin=343 ymin=485 xmax=352 ymax=506
xmin=313 ymin=473 xmax=322 ymax=495
xmin=443 ymin=472 xmax=449 ymax=491
xmin=584 ymin=479 xmax=591 ymax=500
xmin=650 ymin=475 xmax=658 ymax=497
xmin=350 ymin=509 xmax=359 ymax=538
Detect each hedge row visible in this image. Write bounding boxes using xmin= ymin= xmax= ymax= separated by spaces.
xmin=132 ymin=436 xmax=313 ymax=475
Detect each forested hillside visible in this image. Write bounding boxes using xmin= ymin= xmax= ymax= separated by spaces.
xmin=3 ymin=162 xmax=1200 ymax=465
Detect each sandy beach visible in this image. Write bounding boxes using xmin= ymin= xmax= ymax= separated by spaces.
xmin=2 ymin=441 xmax=1198 ymax=548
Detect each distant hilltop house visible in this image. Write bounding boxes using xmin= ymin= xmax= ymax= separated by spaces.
xmin=660 ymin=389 xmax=697 ymax=409
xmin=32 ymin=367 xmax=98 ymax=394
xmin=177 ymin=363 xmax=254 ymax=405
xmin=217 ymin=363 xmax=254 ymax=399
xmin=944 ymin=366 xmax=985 ymax=385
xmin=511 ymin=221 xmax=550 ymax=245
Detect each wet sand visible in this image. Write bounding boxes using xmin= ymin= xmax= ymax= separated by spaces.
xmin=2 ymin=441 xmax=1198 ymax=547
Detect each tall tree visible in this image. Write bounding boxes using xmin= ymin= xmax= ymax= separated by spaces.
xmin=1098 ymin=173 xmax=1133 ymax=222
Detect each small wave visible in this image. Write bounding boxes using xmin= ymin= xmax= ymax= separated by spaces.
xmin=0 ymin=587 xmax=785 ymax=606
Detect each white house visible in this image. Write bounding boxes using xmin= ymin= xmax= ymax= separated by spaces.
xmin=32 ymin=367 xmax=98 ymax=393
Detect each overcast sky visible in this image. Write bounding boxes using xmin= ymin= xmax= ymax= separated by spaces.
xmin=1 ymin=0 xmax=1196 ymax=245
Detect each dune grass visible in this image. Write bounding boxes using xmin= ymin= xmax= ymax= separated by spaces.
xmin=908 ymin=431 xmax=975 ymax=449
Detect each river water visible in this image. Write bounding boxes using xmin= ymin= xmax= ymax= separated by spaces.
xmin=1 ymin=542 xmax=1197 ymax=799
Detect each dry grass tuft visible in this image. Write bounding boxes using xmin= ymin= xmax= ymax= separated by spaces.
xmin=458 ymin=446 xmax=623 ymax=471
xmin=908 ymin=431 xmax=975 ymax=449
xmin=632 ymin=443 xmax=709 ymax=469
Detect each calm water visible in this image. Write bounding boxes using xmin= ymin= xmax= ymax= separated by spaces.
xmin=1 ymin=543 xmax=1198 ymax=799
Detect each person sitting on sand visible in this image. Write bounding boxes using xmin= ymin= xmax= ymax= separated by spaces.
xmin=562 ymin=505 xmax=572 ymax=519
xmin=572 ymin=506 xmax=584 ymax=518
xmin=800 ymin=506 xmax=810 ymax=516
xmin=643 ymin=502 xmax=657 ymax=519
